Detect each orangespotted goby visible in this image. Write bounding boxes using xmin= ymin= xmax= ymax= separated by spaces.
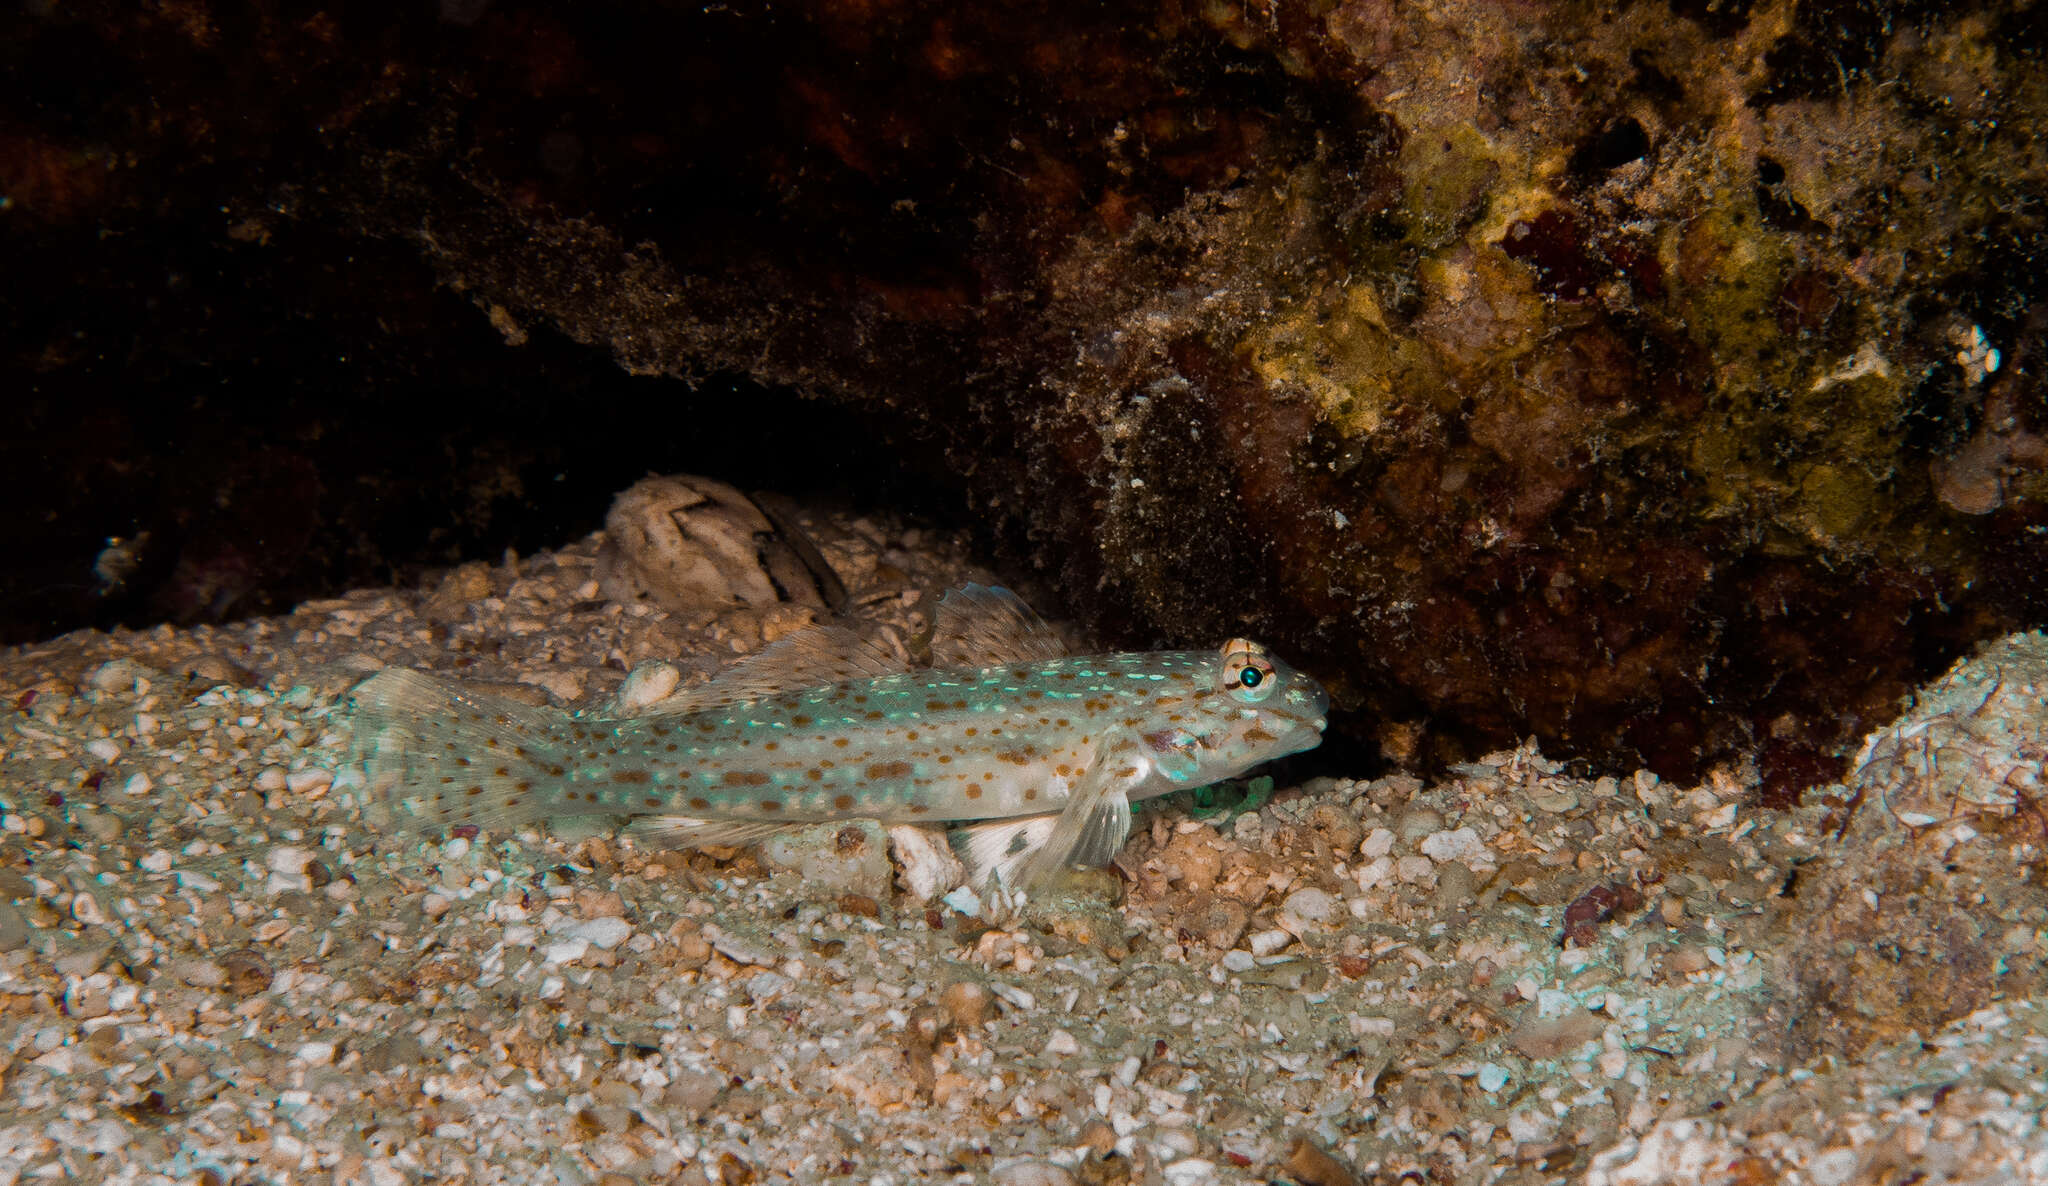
xmin=348 ymin=585 xmax=1327 ymax=888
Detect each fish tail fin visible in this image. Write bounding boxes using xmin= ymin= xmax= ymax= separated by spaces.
xmin=347 ymin=668 xmax=575 ymax=833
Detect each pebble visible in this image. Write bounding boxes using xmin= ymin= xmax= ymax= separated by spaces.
xmin=254 ymin=766 xmax=288 ymax=792
xmin=267 ymin=846 xmax=314 ymax=880
xmin=987 ymin=982 xmax=1034 ymax=1009
xmin=759 ymin=821 xmax=891 ymax=899
xmin=1221 ymin=950 xmax=1256 ymax=973
xmin=85 ymin=738 xmax=122 ymax=764
xmin=188 ymin=655 xmax=254 ymax=687
xmin=70 ymin=891 xmax=106 ymax=926
xmin=55 ymin=941 xmax=114 ymax=978
xmin=556 ymin=916 xmax=633 ymax=951
xmin=176 ymin=958 xmax=226 ymax=989
xmin=421 ymin=893 xmax=452 ymax=918
xmin=218 ymin=948 xmax=274 ymax=995
xmin=701 ymin=923 xmax=776 ymax=966
xmin=668 ymin=923 xmax=713 ymax=965
xmin=286 ymin=767 xmax=333 ymax=795
xmin=1665 ymin=946 xmax=1713 ymax=976
xmin=1433 ymin=862 xmax=1478 ymax=909
xmin=940 ymin=980 xmax=994 ymax=1028
xmin=890 ymin=824 xmax=966 ymax=902
xmin=565 ymin=890 xmax=619 ymax=921
xmin=613 ymin=661 xmax=681 ymax=713
xmin=1282 ymin=1138 xmax=1361 ymax=1186
xmin=522 ymin=668 xmax=587 ymax=704
xmin=1281 ymin=887 xmax=1339 ymax=927
xmin=120 ymin=772 xmax=153 ymax=797
xmin=1180 ymin=895 xmax=1250 ymax=950
xmin=1360 ymin=827 xmax=1396 ymax=859
xmin=1510 ymin=1010 xmax=1604 ymax=1060
xmin=361 ymin=1032 xmax=424 ymax=1073
xmin=1248 ymin=928 xmax=1293 ymax=957
xmin=543 ymin=937 xmax=592 ymax=966
xmin=87 ymin=658 xmax=150 ymax=693
xmin=1045 ymin=1029 xmax=1081 ymax=1056
xmin=1395 ymin=807 xmax=1445 ymax=844
xmin=75 ymin=810 xmax=124 ymax=844
xmin=941 ymin=885 xmax=984 ymax=918
xmin=1418 ymin=827 xmax=1486 ymax=865
xmin=991 ymin=1162 xmax=1076 ymax=1186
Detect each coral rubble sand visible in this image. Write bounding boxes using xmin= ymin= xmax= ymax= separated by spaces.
xmin=3 ymin=503 xmax=2045 ymax=1183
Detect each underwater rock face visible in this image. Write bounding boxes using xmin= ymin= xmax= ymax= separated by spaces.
xmin=7 ymin=0 xmax=2047 ymax=779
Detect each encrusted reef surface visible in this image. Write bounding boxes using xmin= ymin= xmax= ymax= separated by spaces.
xmin=8 ymin=0 xmax=2048 ymax=781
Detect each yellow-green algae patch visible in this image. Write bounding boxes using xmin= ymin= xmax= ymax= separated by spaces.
xmin=1238 ymin=281 xmax=1442 ymax=439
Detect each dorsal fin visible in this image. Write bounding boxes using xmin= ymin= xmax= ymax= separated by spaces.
xmin=930 ymin=584 xmax=1069 ymax=669
xmin=629 ymin=624 xmax=907 ymax=716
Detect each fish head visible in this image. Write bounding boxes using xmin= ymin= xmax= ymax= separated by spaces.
xmin=1153 ymin=638 xmax=1328 ymax=784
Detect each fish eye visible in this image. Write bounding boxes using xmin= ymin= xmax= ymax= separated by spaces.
xmin=1219 ymin=638 xmax=1278 ymax=703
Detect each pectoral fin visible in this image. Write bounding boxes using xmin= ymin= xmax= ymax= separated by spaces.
xmin=959 ymin=751 xmax=1145 ymax=891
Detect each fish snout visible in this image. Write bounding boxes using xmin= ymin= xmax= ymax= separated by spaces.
xmin=1289 ymin=678 xmax=1330 ymax=730
xmin=1262 ymin=678 xmax=1329 ymax=754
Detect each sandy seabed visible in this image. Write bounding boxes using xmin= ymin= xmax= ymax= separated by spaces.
xmin=2 ymin=501 xmax=2045 ymax=1185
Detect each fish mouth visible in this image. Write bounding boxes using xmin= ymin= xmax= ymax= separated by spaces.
xmin=1268 ymin=711 xmax=1328 ymax=756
